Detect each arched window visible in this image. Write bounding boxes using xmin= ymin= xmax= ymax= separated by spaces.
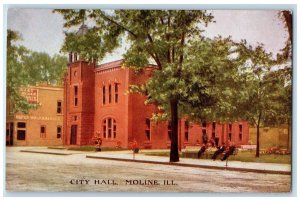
xmin=103 ymin=117 xmax=117 ymax=139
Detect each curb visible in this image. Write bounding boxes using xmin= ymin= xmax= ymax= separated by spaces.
xmin=86 ymin=155 xmax=291 ymax=175
xmin=20 ymin=150 xmax=72 ymax=156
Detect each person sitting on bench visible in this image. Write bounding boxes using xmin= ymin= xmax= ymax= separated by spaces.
xmin=221 ymin=142 xmax=236 ymax=161
xmin=197 ymin=143 xmax=208 ymax=158
xmin=211 ymin=142 xmax=226 ymax=160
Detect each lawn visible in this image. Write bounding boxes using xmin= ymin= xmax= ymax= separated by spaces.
xmin=144 ymin=150 xmax=291 ymax=164
xmin=49 ymin=146 xmax=127 ymax=152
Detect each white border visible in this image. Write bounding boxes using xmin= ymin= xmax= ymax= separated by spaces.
xmin=1 ymin=0 xmax=299 ymax=200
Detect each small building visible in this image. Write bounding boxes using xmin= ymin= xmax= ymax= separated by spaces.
xmin=6 ymin=85 xmax=64 ymax=146
xmin=63 ymin=55 xmax=250 ymax=149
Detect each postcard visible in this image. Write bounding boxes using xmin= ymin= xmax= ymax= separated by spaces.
xmin=5 ymin=7 xmax=293 ymax=193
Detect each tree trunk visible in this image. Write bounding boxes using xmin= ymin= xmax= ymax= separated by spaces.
xmin=255 ymin=124 xmax=260 ymax=157
xmin=170 ymin=98 xmax=179 ymax=162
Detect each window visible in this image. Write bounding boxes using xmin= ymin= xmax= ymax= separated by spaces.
xmin=74 ymin=86 xmax=78 ymax=106
xmin=17 ymin=122 xmax=26 ymax=140
xmin=239 ymin=124 xmax=243 ymax=141
xmin=40 ymin=126 xmax=46 ymax=138
xmin=212 ymin=122 xmax=216 ymax=138
xmin=202 ymin=121 xmax=207 ymax=142
xmin=57 ymin=126 xmax=62 ymax=138
xmin=108 ymin=84 xmax=112 ymax=103
xmin=17 ymin=130 xmax=26 ymax=140
xmin=102 ymin=86 xmax=106 ymax=105
xmin=184 ymin=121 xmax=189 ymax=142
xmin=57 ymin=101 xmax=62 ymax=114
xmin=103 ymin=118 xmax=116 ymax=139
xmin=108 ymin=118 xmax=112 ymax=138
xmin=115 ymin=83 xmax=119 ymax=103
xmin=145 ymin=118 xmax=151 ymax=140
xmin=228 ymin=124 xmax=232 ymax=141
xmin=168 ymin=122 xmax=172 ymax=141
xmin=103 ymin=119 xmax=107 ymax=138
xmin=113 ymin=120 xmax=116 ymax=138
xmin=17 ymin=122 xmax=26 ymax=128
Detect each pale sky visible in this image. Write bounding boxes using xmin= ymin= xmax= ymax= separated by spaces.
xmin=7 ymin=9 xmax=289 ymax=63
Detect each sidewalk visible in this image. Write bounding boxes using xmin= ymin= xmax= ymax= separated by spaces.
xmin=86 ymin=150 xmax=291 ymax=175
xmin=18 ymin=147 xmax=291 ymax=175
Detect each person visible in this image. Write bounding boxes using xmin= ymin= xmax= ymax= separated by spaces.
xmin=211 ymin=142 xmax=226 ymax=160
xmin=215 ymin=136 xmax=220 ymax=147
xmin=197 ymin=143 xmax=207 ymax=158
xmin=202 ymin=133 xmax=208 ymax=144
xmin=221 ymin=143 xmax=236 ymax=161
xmin=209 ymin=137 xmax=216 ymax=147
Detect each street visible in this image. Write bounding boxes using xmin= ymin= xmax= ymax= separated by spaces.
xmin=5 ymin=147 xmax=291 ymax=192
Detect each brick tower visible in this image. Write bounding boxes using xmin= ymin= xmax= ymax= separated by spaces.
xmin=63 ymin=24 xmax=95 ymax=146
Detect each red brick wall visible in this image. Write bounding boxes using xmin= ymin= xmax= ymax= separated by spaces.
xmin=94 ymin=66 xmax=128 ymax=148
xmin=64 ymin=61 xmax=95 ymax=145
xmin=64 ymin=60 xmax=250 ymax=149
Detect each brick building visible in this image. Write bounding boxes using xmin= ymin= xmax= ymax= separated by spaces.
xmin=63 ymin=55 xmax=250 ymax=149
xmin=6 ymin=85 xmax=64 ymax=146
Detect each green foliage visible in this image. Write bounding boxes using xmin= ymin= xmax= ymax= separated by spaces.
xmin=235 ymin=42 xmax=291 ymax=127
xmin=55 ymin=10 xmax=220 ymax=119
xmin=23 ymin=52 xmax=67 ymax=86
xmin=7 ymin=29 xmax=34 ymax=115
xmin=55 ymin=10 xmax=292 ymax=160
xmin=6 ymin=29 xmax=68 ymax=115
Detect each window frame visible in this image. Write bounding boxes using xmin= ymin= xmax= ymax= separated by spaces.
xmin=40 ymin=125 xmax=46 ymax=138
xmin=103 ymin=117 xmax=117 ymax=139
xmin=57 ymin=100 xmax=62 ymax=114
xmin=74 ymin=85 xmax=78 ymax=107
xmin=145 ymin=118 xmax=151 ymax=141
xmin=57 ymin=126 xmax=62 ymax=139
xmin=114 ymin=83 xmax=119 ymax=103
xmin=108 ymin=84 xmax=112 ymax=104
xmin=102 ymin=85 xmax=106 ymax=105
xmin=17 ymin=122 xmax=26 ymax=141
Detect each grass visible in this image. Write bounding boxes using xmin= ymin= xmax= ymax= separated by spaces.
xmin=66 ymin=146 xmax=127 ymax=152
xmin=144 ymin=150 xmax=291 ymax=164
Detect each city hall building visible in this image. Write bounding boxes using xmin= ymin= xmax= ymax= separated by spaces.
xmin=6 ymin=85 xmax=64 ymax=146
xmin=63 ymin=55 xmax=250 ymax=149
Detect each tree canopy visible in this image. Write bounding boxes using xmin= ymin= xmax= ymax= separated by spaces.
xmin=6 ymin=29 xmax=67 ymax=115
xmin=55 ymin=9 xmax=292 ymax=160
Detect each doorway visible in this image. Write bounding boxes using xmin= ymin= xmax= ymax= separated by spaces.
xmin=70 ymin=125 xmax=77 ymax=145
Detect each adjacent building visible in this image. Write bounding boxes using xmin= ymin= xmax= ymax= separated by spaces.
xmin=63 ymin=55 xmax=250 ymax=149
xmin=6 ymin=85 xmax=64 ymax=146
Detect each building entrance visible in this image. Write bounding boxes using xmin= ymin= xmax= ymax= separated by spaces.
xmin=70 ymin=125 xmax=77 ymax=145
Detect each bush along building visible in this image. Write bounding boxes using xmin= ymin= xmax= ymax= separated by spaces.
xmin=63 ymin=54 xmax=250 ymax=149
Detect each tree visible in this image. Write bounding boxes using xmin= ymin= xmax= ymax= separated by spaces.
xmin=23 ymin=52 xmax=67 ymax=86
xmin=6 ymin=29 xmax=34 ymax=115
xmin=55 ymin=10 xmax=220 ymax=162
xmin=6 ymin=29 xmax=68 ymax=117
xmin=236 ymin=42 xmax=291 ymax=157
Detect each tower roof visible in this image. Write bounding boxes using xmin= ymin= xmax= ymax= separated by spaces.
xmin=76 ymin=24 xmax=88 ymax=36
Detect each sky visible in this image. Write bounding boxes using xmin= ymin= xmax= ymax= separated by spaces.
xmin=7 ymin=9 xmax=289 ymax=63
